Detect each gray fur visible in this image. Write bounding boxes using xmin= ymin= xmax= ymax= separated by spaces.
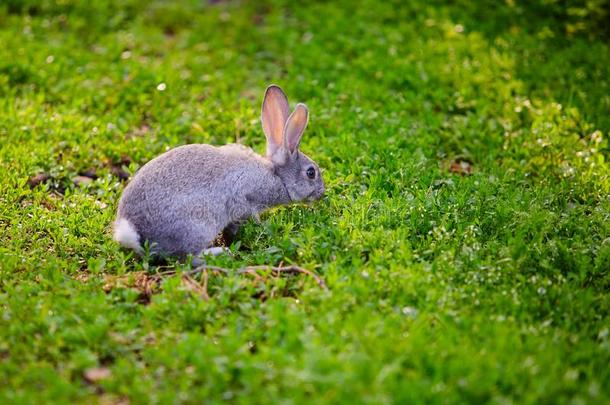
xmin=114 ymin=85 xmax=325 ymax=259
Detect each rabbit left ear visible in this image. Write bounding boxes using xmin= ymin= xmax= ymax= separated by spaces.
xmin=261 ymin=85 xmax=290 ymax=157
xmin=283 ymin=103 xmax=309 ymax=154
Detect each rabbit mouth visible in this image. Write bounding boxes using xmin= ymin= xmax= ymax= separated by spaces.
xmin=305 ymin=190 xmax=323 ymax=202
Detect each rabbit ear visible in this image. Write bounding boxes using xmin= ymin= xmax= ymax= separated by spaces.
xmin=261 ymin=85 xmax=290 ymax=156
xmin=283 ymin=103 xmax=308 ymax=154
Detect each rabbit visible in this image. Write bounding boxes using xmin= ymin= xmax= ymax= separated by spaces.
xmin=113 ymin=85 xmax=325 ymax=261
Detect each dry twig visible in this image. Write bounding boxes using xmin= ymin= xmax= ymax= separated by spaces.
xmin=99 ymin=263 xmax=328 ymax=302
xmin=181 ymin=274 xmax=210 ymax=301
xmin=151 ymin=263 xmax=327 ymax=290
xmin=185 ymin=264 xmax=328 ymax=290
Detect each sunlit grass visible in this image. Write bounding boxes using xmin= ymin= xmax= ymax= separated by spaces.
xmin=0 ymin=0 xmax=609 ymax=403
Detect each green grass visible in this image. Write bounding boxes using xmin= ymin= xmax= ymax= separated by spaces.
xmin=1 ymin=0 xmax=609 ymax=403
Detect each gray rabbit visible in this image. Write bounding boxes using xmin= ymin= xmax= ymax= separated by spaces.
xmin=113 ymin=85 xmax=325 ymax=260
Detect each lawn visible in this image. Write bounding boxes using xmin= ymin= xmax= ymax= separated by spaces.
xmin=1 ymin=0 xmax=609 ymax=403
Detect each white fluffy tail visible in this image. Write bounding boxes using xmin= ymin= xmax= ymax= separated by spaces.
xmin=113 ymin=218 xmax=142 ymax=254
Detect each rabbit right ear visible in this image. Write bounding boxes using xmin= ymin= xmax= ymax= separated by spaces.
xmin=261 ymin=85 xmax=290 ymax=157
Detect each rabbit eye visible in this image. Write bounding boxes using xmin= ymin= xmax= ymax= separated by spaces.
xmin=306 ymin=167 xmax=316 ymax=179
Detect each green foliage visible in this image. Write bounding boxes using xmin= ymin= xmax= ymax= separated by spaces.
xmin=503 ymin=100 xmax=608 ymax=192
xmin=1 ymin=0 xmax=609 ymax=403
xmin=438 ymin=0 xmax=610 ymax=39
xmin=541 ymin=0 xmax=610 ymax=38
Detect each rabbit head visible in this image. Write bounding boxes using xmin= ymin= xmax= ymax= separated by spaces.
xmin=261 ymin=85 xmax=325 ymax=202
